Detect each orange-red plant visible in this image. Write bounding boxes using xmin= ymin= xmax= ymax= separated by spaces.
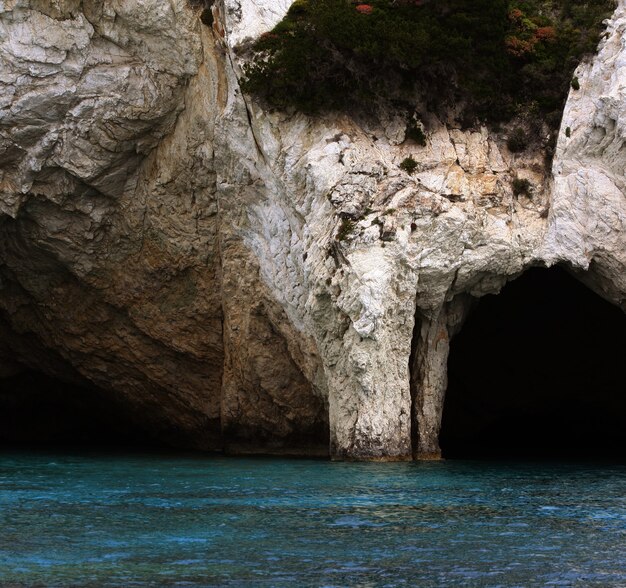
xmin=535 ymin=26 xmax=556 ymax=41
xmin=505 ymin=36 xmax=535 ymax=57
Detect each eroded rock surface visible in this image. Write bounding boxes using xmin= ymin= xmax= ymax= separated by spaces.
xmin=0 ymin=0 xmax=624 ymax=458
xmin=543 ymin=5 xmax=626 ymax=309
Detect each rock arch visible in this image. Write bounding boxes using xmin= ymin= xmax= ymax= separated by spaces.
xmin=436 ymin=267 xmax=626 ymax=458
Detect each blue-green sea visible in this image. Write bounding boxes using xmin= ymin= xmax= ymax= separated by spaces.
xmin=0 ymin=452 xmax=624 ymax=587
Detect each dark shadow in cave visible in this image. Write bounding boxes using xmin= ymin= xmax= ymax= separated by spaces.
xmin=440 ymin=267 xmax=626 ymax=459
xmin=0 ymin=369 xmax=153 ymax=449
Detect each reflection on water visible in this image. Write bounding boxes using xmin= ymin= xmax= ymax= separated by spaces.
xmin=0 ymin=451 xmax=625 ymax=586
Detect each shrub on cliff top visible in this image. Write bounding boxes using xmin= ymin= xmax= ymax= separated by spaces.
xmin=241 ymin=0 xmax=614 ymax=130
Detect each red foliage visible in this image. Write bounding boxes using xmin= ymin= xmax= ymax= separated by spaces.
xmin=505 ymin=36 xmax=535 ymax=57
xmin=509 ymin=8 xmax=524 ymax=20
xmin=535 ymin=26 xmax=556 ymax=41
xmin=356 ymin=4 xmax=374 ymax=14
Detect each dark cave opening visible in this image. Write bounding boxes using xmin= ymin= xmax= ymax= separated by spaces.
xmin=0 ymin=369 xmax=151 ymax=449
xmin=440 ymin=267 xmax=626 ymax=459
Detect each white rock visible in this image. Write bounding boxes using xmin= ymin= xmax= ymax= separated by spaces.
xmin=0 ymin=0 xmax=623 ymax=459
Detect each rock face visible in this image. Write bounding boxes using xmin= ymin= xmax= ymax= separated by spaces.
xmin=543 ymin=6 xmax=626 ymax=309
xmin=0 ymin=0 xmax=624 ymax=458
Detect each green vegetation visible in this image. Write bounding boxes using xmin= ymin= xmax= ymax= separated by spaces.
xmin=571 ymin=76 xmax=580 ymax=90
xmin=565 ymin=126 xmax=571 ymax=137
xmin=406 ymin=119 xmax=427 ymax=145
xmin=507 ymin=127 xmax=528 ymax=152
xmin=512 ymin=177 xmax=532 ymax=196
xmin=399 ymin=156 xmax=418 ymax=174
xmin=241 ymin=0 xmax=614 ymax=131
xmin=336 ymin=217 xmax=356 ymax=241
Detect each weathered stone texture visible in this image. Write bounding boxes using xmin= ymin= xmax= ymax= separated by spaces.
xmin=0 ymin=0 xmax=623 ymax=458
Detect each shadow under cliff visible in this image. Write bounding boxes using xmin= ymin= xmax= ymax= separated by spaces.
xmin=0 ymin=369 xmax=155 ymax=449
xmin=441 ymin=267 xmax=626 ymax=459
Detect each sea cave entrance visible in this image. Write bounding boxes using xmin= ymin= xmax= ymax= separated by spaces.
xmin=0 ymin=368 xmax=149 ymax=449
xmin=440 ymin=267 xmax=626 ymax=459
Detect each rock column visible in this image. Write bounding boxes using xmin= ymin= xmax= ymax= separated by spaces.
xmin=327 ymin=334 xmax=413 ymax=461
xmin=412 ymin=298 xmax=470 ymax=459
xmin=412 ymin=309 xmax=449 ymax=459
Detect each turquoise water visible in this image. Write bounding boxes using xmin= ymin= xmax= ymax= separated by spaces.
xmin=0 ymin=452 xmax=625 ymax=587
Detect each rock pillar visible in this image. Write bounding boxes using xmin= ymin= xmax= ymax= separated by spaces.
xmin=327 ymin=334 xmax=413 ymax=461
xmin=412 ymin=298 xmax=470 ymax=459
xmin=323 ymin=289 xmax=415 ymax=461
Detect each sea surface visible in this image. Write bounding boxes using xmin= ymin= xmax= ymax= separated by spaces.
xmin=0 ymin=451 xmax=624 ymax=587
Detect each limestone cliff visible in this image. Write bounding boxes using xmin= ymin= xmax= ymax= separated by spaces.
xmin=0 ymin=0 xmax=624 ymax=459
